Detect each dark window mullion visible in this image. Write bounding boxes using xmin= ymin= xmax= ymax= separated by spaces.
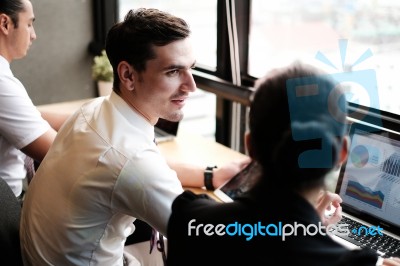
xmin=89 ymin=0 xmax=118 ymax=56
xmin=215 ymin=0 xmax=233 ymax=146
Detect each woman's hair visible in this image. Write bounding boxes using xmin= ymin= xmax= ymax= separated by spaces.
xmin=249 ymin=62 xmax=348 ymax=190
xmin=0 ymin=0 xmax=25 ymax=28
xmin=105 ymin=8 xmax=191 ymax=92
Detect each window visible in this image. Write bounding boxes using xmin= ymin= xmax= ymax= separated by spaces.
xmin=110 ymin=0 xmax=400 ymax=150
xmin=249 ymin=0 xmax=400 ymax=115
xmin=118 ymin=0 xmax=217 ymax=69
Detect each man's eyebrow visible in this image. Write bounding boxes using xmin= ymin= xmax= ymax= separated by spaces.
xmin=163 ymin=61 xmax=197 ymax=71
xmin=163 ymin=65 xmax=183 ymax=71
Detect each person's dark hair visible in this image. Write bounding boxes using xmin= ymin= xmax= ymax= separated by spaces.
xmin=249 ymin=62 xmax=348 ymax=191
xmin=105 ymin=8 xmax=191 ymax=92
xmin=0 ymin=0 xmax=25 ymax=28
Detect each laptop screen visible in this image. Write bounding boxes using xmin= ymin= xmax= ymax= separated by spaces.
xmin=154 ymin=118 xmax=179 ymax=143
xmin=155 ymin=118 xmax=179 ymax=135
xmin=336 ymin=121 xmax=400 ymax=234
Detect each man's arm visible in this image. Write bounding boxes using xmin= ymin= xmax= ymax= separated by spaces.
xmin=20 ymin=129 xmax=56 ymax=162
xmin=167 ymin=157 xmax=251 ymax=189
xmin=20 ymin=110 xmax=70 ymax=162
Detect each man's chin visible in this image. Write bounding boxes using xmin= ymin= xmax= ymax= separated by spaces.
xmin=162 ymin=112 xmax=183 ymax=122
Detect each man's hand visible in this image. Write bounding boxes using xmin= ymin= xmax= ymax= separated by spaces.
xmin=213 ymin=158 xmax=252 ymax=188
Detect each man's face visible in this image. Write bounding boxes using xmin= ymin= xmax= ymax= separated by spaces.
xmin=7 ymin=0 xmax=36 ymax=61
xmin=130 ymin=38 xmax=197 ymax=123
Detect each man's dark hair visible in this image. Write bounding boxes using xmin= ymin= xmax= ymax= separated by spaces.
xmin=0 ymin=0 xmax=25 ymax=28
xmin=105 ymin=8 xmax=191 ymax=92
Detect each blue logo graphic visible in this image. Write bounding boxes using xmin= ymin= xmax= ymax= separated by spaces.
xmin=287 ymin=39 xmax=381 ymax=168
xmin=186 ymin=219 xmax=367 ymax=241
xmin=351 ymin=225 xmax=383 ymax=237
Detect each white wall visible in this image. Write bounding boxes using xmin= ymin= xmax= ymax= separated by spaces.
xmin=11 ymin=0 xmax=96 ymax=105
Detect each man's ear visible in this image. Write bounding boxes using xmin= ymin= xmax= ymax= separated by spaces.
xmin=0 ymin=14 xmax=10 ymax=33
xmin=117 ymin=61 xmax=135 ymax=91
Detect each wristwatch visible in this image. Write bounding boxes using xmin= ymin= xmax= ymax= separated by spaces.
xmin=204 ymin=165 xmax=217 ymax=191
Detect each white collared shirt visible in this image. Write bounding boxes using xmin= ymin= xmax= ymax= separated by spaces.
xmin=0 ymin=55 xmax=50 ymax=196
xmin=20 ymin=92 xmax=184 ymax=265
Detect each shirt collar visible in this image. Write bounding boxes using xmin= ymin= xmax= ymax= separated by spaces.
xmin=0 ymin=55 xmax=12 ymax=76
xmin=108 ymin=91 xmax=155 ymax=142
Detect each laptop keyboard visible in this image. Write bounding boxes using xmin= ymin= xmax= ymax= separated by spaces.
xmin=330 ymin=216 xmax=400 ymax=258
xmin=155 ymin=129 xmax=166 ymax=138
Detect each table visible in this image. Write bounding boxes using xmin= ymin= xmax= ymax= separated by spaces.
xmin=37 ymin=98 xmax=92 ymax=114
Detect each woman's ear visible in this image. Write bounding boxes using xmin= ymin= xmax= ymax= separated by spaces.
xmin=339 ymin=135 xmax=350 ymax=165
xmin=244 ymin=132 xmax=254 ymax=158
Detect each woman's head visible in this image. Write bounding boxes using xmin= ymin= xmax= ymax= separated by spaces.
xmin=248 ymin=62 xmax=348 ymax=190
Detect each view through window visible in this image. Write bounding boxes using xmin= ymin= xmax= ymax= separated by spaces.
xmin=118 ymin=0 xmax=400 ymax=139
xmin=250 ymin=0 xmax=400 ymax=115
xmin=118 ymin=0 xmax=217 ymax=69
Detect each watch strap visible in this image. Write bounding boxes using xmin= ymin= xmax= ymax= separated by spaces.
xmin=204 ymin=165 xmax=217 ymax=190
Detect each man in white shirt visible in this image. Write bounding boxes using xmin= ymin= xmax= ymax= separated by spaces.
xmin=0 ymin=0 xmax=67 ymax=199
xmin=20 ymin=8 xmax=249 ymax=266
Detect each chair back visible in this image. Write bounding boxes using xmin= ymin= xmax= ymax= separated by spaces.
xmin=0 ymin=178 xmax=23 ymax=265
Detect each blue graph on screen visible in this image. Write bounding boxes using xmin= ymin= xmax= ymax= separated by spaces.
xmin=345 ymin=180 xmax=385 ymax=208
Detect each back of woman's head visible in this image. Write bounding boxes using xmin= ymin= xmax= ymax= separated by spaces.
xmin=249 ymin=62 xmax=348 ymax=190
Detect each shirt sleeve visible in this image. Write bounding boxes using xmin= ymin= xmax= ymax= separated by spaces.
xmin=0 ymin=74 xmax=50 ymax=149
xmin=111 ymin=146 xmax=184 ymax=237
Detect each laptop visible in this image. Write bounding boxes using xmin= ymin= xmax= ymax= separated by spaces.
xmin=213 ymin=161 xmax=261 ymax=202
xmin=330 ymin=119 xmax=400 ymax=258
xmin=154 ymin=118 xmax=179 ymax=143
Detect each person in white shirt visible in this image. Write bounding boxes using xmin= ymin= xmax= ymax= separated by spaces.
xmin=20 ymin=8 xmax=249 ymax=266
xmin=0 ymin=0 xmax=68 ymax=199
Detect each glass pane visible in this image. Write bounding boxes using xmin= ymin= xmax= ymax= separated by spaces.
xmin=118 ymin=0 xmax=217 ymax=69
xmin=249 ymin=0 xmax=400 ymax=115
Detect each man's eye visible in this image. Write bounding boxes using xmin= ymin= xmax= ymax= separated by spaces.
xmin=167 ymin=70 xmax=179 ymax=76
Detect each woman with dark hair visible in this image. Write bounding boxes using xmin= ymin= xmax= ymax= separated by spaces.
xmin=166 ymin=62 xmax=400 ymax=266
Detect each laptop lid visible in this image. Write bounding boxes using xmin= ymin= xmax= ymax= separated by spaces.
xmin=154 ymin=118 xmax=179 ymax=143
xmin=335 ymin=120 xmax=400 ymax=237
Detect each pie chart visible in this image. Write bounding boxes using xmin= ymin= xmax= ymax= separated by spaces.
xmin=350 ymin=145 xmax=369 ymax=168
